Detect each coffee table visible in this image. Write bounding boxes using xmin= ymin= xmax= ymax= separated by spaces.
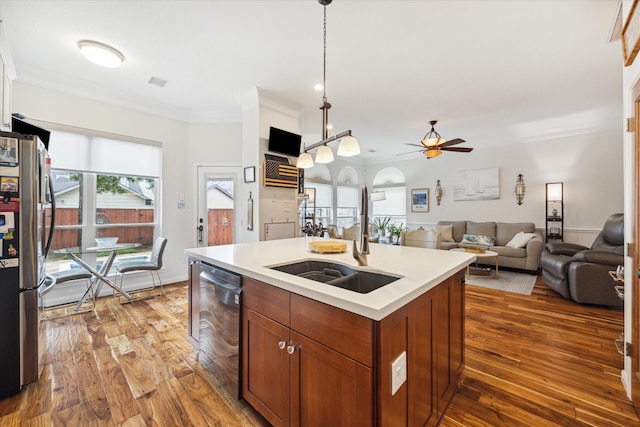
xmin=450 ymin=248 xmax=499 ymax=278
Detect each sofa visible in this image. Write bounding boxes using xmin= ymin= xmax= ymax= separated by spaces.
xmin=435 ymin=220 xmax=544 ymax=273
xmin=539 ymin=213 xmax=623 ymax=307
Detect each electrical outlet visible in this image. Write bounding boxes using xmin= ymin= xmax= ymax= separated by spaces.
xmin=391 ymin=351 xmax=407 ymax=395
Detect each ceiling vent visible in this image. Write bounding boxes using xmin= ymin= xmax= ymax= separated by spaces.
xmin=148 ymin=76 xmax=168 ymax=88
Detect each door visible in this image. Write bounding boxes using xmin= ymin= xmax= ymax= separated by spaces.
xmin=291 ymin=331 xmax=372 ymax=427
xmin=632 ymin=90 xmax=640 ymax=412
xmin=196 ymin=166 xmax=240 ymax=247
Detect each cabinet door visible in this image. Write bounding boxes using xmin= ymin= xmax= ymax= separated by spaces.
xmin=187 ymin=259 xmax=200 ymax=347
xmin=242 ymin=308 xmax=291 ymax=427
xmin=291 ymin=331 xmax=372 ymax=427
xmin=435 ymin=271 xmax=465 ymax=417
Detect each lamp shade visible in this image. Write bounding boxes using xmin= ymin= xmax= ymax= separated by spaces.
xmin=78 ymin=40 xmax=124 ymax=68
xmin=315 ymin=145 xmax=334 ymax=163
xmin=546 ymin=182 xmax=562 ymax=201
xmin=296 ymin=152 xmax=315 ymax=169
xmin=424 ymin=149 xmax=442 ymax=158
xmin=337 ymin=135 xmax=360 ymax=157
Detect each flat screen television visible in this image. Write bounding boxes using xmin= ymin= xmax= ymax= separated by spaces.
xmin=268 ymin=127 xmax=302 ymax=157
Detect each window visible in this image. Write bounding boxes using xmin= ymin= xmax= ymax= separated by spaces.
xmin=372 ymin=186 xmax=407 ymax=227
xmin=305 ymin=182 xmax=333 ymax=228
xmin=336 ymin=185 xmax=359 ymax=231
xmin=44 ymin=128 xmax=161 ymax=274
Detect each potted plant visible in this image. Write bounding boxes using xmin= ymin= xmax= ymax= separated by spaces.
xmin=387 ymin=222 xmax=406 ymax=244
xmin=372 ymin=216 xmax=391 ymax=236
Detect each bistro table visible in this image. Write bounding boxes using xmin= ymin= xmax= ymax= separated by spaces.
xmin=54 ymin=243 xmax=141 ymax=312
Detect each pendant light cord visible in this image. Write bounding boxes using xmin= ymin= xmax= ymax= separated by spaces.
xmin=323 ymin=4 xmax=327 ymax=102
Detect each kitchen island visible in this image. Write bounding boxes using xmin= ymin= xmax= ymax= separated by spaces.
xmin=185 ymin=237 xmax=475 ymax=427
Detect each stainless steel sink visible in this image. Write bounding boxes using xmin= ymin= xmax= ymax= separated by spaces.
xmin=268 ymin=260 xmax=402 ymax=294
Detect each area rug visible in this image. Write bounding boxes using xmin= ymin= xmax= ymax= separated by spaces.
xmin=465 ymin=270 xmax=536 ymax=295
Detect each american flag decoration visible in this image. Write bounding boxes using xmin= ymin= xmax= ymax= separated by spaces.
xmin=263 ymin=160 xmax=299 ymax=188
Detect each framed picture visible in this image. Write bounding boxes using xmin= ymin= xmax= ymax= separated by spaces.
xmin=453 ymin=167 xmax=500 ymax=201
xmin=623 ymin=0 xmax=640 ymax=66
xmin=411 ymin=188 xmax=429 ymax=212
xmin=244 ymin=166 xmax=255 ymax=183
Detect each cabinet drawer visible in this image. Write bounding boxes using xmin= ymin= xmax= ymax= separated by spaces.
xmin=291 ymin=294 xmax=373 ymax=366
xmin=242 ymin=277 xmax=290 ymax=327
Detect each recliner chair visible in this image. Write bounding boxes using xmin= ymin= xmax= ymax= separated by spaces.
xmin=539 ymin=213 xmax=623 ymax=307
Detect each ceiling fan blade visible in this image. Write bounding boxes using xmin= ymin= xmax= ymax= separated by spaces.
xmin=396 ymin=149 xmax=424 ymax=156
xmin=441 ymin=146 xmax=474 ymax=152
xmin=404 ymin=142 xmax=425 ymax=148
xmin=439 ymin=138 xmax=466 ymax=148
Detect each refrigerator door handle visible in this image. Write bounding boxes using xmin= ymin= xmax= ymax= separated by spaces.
xmin=43 ymin=175 xmax=55 ymax=260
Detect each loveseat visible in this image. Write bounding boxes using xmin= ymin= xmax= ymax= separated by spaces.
xmin=435 ymin=220 xmax=544 ymax=273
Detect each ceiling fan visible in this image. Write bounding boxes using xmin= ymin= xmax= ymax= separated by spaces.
xmin=401 ymin=120 xmax=474 ymax=159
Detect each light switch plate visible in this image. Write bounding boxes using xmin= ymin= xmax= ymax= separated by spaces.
xmin=391 ymin=351 xmax=407 ymax=395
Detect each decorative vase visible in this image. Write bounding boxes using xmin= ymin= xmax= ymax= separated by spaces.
xmin=379 ymin=229 xmax=386 ymax=237
xmin=552 ymin=208 xmax=558 ymax=216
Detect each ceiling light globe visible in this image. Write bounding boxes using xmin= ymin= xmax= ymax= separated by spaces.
xmin=337 ymin=135 xmax=360 ymax=157
xmin=78 ymin=40 xmax=124 ymax=68
xmin=424 ymin=149 xmax=442 ymax=159
xmin=297 ymin=152 xmax=315 ymax=169
xmin=315 ymin=145 xmax=334 ymax=163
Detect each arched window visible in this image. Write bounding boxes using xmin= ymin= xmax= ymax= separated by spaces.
xmin=303 ymin=164 xmax=332 ymax=228
xmin=336 ymin=167 xmax=359 ymax=231
xmin=372 ymin=167 xmax=406 ymax=228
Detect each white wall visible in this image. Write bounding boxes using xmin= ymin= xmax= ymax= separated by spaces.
xmin=363 ymin=129 xmax=623 ymax=247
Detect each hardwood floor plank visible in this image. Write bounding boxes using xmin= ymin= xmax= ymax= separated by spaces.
xmin=49 ymin=350 xmax=79 ymax=412
xmin=51 ymin=405 xmax=83 ymax=427
xmin=157 ymin=377 xmax=209 ymax=426
xmin=93 ymin=346 xmax=140 ymax=424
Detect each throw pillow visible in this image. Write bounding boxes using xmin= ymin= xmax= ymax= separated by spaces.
xmin=460 ymin=234 xmax=495 ymax=246
xmin=434 ymin=224 xmax=454 ymax=242
xmin=505 ymin=231 xmax=536 ymax=248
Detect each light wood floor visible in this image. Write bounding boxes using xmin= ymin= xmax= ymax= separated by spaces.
xmin=0 ymin=278 xmax=637 ymax=426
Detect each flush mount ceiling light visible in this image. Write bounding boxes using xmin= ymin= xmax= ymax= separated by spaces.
xmin=297 ymin=0 xmax=360 ymax=169
xmin=78 ymin=40 xmax=124 ymax=68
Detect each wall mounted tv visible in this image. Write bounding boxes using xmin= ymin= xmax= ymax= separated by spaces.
xmin=268 ymin=126 xmax=302 ymax=157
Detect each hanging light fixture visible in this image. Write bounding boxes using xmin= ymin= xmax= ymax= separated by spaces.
xmin=515 ymin=174 xmax=526 ymax=205
xmin=297 ymin=0 xmax=360 ymax=169
xmin=435 ymin=180 xmax=443 ymax=205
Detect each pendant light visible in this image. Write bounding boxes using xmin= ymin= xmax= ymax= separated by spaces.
xmin=297 ymin=0 xmax=360 ymax=169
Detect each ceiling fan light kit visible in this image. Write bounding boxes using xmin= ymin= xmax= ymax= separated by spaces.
xmin=297 ymin=0 xmax=360 ymax=169
xmin=401 ymin=120 xmax=474 ymax=159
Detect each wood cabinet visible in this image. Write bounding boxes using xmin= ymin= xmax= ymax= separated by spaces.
xmin=241 ymin=270 xmax=465 ymax=427
xmin=187 ymin=258 xmax=201 ymax=347
xmin=242 ymin=278 xmax=373 ymax=427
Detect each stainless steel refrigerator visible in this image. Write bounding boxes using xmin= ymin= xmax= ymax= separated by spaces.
xmin=0 ymin=129 xmax=54 ymax=399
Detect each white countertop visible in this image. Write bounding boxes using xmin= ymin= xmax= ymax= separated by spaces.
xmin=184 ymin=237 xmax=476 ymax=321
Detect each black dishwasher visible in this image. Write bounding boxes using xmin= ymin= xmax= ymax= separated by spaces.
xmin=198 ymin=261 xmax=242 ymax=400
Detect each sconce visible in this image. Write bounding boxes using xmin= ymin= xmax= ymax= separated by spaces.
xmin=515 ymin=174 xmax=526 ymax=205
xmin=435 ymin=180 xmax=443 ymax=206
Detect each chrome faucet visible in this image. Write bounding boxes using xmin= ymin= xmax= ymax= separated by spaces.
xmin=352 ymin=184 xmax=370 ymax=266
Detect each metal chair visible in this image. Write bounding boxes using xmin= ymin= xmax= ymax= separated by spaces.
xmin=41 ymin=268 xmax=95 ymax=319
xmin=114 ymin=237 xmax=167 ymax=302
